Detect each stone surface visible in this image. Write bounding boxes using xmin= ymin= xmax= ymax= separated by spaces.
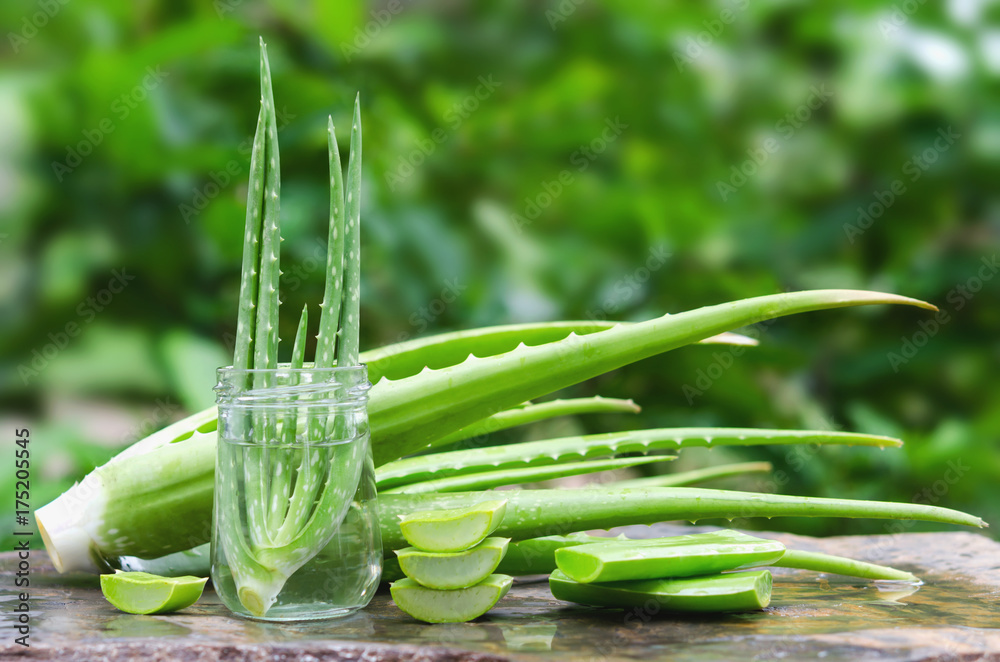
xmin=2 ymin=526 xmax=999 ymax=661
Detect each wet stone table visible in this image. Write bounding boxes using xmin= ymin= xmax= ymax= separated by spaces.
xmin=2 ymin=525 xmax=999 ymax=662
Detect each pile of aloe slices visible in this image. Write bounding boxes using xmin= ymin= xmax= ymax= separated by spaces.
xmin=390 ymin=500 xmax=514 ymax=623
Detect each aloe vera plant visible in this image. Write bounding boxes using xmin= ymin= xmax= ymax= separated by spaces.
xmin=34 ymin=41 xmax=987 ymax=588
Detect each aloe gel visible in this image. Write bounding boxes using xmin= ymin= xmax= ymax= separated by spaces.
xmin=398 ymin=499 xmax=508 ymax=552
xmin=390 ymin=574 xmax=513 ymax=623
xmin=100 ymin=571 xmax=208 ymax=615
xmin=395 ymin=537 xmax=510 ymax=589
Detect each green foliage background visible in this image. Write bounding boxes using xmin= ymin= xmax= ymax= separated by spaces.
xmin=2 ymin=1 xmax=998 ymax=547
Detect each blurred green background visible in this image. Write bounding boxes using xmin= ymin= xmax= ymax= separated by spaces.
xmin=2 ymin=1 xmax=998 ymax=548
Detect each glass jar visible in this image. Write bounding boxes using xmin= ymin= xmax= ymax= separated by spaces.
xmin=211 ymin=365 xmax=380 ymax=621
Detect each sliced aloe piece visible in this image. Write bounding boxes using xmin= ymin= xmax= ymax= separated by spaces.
xmin=396 ymin=537 xmax=510 ymax=589
xmin=390 ymin=574 xmax=513 ymax=623
xmin=100 ymin=571 xmax=208 ymax=615
xmin=549 ymin=568 xmax=772 ymax=612
xmin=399 ymin=499 xmax=507 ymax=552
xmin=555 ymin=530 xmax=785 ymax=583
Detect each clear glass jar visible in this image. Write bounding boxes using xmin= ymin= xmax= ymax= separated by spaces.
xmin=211 ymin=365 xmax=380 ymax=621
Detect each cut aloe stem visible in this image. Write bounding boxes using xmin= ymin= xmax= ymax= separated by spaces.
xmin=384 ymin=455 xmax=674 ymax=494
xmin=612 ymin=462 xmax=774 ymax=488
xmin=100 ymin=571 xmax=208 ymax=615
xmin=554 ymin=530 xmax=786 ymax=583
xmin=390 ymin=574 xmax=513 ymax=623
xmin=399 ymin=500 xmax=508 ymax=552
xmin=549 ymin=568 xmax=772 ymax=613
xmin=395 ymin=537 xmax=510 ymax=590
xmin=778 ymin=549 xmax=919 ymax=582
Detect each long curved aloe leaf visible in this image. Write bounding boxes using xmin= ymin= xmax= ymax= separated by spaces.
xmin=377 ymin=487 xmax=985 ymax=552
xmin=364 ymin=321 xmax=756 ymax=382
xmin=431 ymin=396 xmax=640 ymax=447
xmin=375 ymin=428 xmax=899 ymax=489
xmin=382 ymin=455 xmax=675 ymax=494
xmin=369 ymin=290 xmax=935 ymax=465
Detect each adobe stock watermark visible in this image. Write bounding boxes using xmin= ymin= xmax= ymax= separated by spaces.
xmin=681 ymin=317 xmax=779 ymax=405
xmin=716 ymin=84 xmax=833 ymax=201
xmin=7 ymin=0 xmax=71 ymax=54
xmin=511 ymin=116 xmax=628 ymax=234
xmin=384 ymin=75 xmax=501 ymax=192
xmin=887 ymin=254 xmax=997 ymax=372
xmin=179 ymin=106 xmax=296 ymax=224
xmin=843 ymin=126 xmax=960 ymax=243
xmin=339 ymin=0 xmax=409 ymax=61
xmin=546 ymin=0 xmax=585 ymax=29
xmin=51 ymin=66 xmax=171 ymax=182
xmin=584 ymin=245 xmax=671 ymax=322
xmin=116 ymin=398 xmax=180 ymax=445
xmin=17 ymin=268 xmax=136 ymax=385
xmin=672 ymin=0 xmax=750 ymax=72
xmin=878 ymin=0 xmax=928 ymax=38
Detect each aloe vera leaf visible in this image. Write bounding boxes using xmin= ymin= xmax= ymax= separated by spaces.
xmin=777 ymin=549 xmax=919 ymax=582
xmin=383 ymin=455 xmax=675 ymax=494
xmin=264 ymin=305 xmax=309 ymax=533
xmin=100 ymin=571 xmax=208 ymax=615
xmin=241 ymin=37 xmax=282 ymax=551
xmin=339 ymin=94 xmax=362 ymax=367
xmin=431 ymin=397 xmax=641 ymax=447
xmin=283 ymin=117 xmax=346 ymax=527
xmin=118 ymin=545 xmax=211 ymax=577
xmin=364 ymin=321 xmax=756 ymax=382
xmin=271 ymin=98 xmax=364 ymax=553
xmin=549 ymin=568 xmax=772 ymax=613
xmin=233 ymin=108 xmax=265 ymax=377
xmin=399 ymin=499 xmax=508 ymax=552
xmin=315 ymin=115 xmax=347 ymax=369
xmin=395 ymin=537 xmax=510 ymax=589
xmin=378 ymin=487 xmax=985 ymax=552
xmin=554 ymin=530 xmax=786 ymax=583
xmin=390 ymin=574 xmax=513 ymax=623
xmin=369 ymin=290 xmax=936 ymax=465
xmin=612 ymin=462 xmax=774 ymax=489
xmin=375 ymin=428 xmax=899 ymax=489
xmin=281 ymin=118 xmax=348 ymax=541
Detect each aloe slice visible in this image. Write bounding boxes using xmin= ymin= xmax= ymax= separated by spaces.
xmin=549 ymin=568 xmax=772 ymax=613
xmin=399 ymin=499 xmax=507 ymax=552
xmin=395 ymin=537 xmax=510 ymax=589
xmin=554 ymin=530 xmax=785 ymax=583
xmin=390 ymin=574 xmax=513 ymax=623
xmin=100 ymin=571 xmax=208 ymax=615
